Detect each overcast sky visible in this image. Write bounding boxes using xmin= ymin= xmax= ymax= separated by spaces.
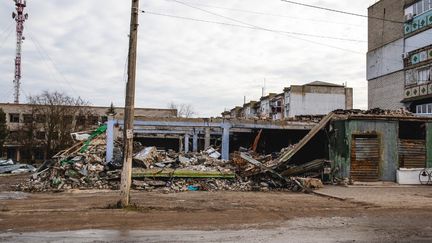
xmin=0 ymin=0 xmax=379 ymax=117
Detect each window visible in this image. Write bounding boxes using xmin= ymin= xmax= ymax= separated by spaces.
xmin=416 ymin=103 xmax=432 ymax=114
xmin=417 ymin=67 xmax=431 ymax=84
xmin=9 ymin=113 xmax=20 ymax=123
xmin=23 ymin=114 xmax=33 ymax=123
xmin=410 ymin=0 xmax=432 ymax=16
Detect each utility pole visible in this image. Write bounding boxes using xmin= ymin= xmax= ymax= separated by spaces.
xmin=12 ymin=0 xmax=28 ymax=104
xmin=119 ymin=0 xmax=139 ymax=207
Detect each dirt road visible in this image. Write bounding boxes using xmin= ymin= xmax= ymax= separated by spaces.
xmin=0 ymin=175 xmax=431 ymax=242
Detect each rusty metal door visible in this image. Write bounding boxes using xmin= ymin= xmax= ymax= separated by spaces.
xmin=351 ymin=136 xmax=380 ymax=182
xmin=399 ymin=139 xmax=426 ymax=168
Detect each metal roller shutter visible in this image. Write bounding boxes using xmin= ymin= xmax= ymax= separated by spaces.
xmin=399 ymin=139 xmax=426 ymax=168
xmin=351 ymin=136 xmax=380 ymax=182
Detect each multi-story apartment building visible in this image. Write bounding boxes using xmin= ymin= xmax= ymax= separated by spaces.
xmin=223 ymin=81 xmax=353 ymax=120
xmin=367 ymin=0 xmax=432 ymax=115
xmin=0 ymin=103 xmax=177 ymax=162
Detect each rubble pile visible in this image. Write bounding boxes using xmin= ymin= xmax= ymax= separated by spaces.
xmin=16 ymin=123 xmax=329 ymax=193
xmin=333 ymin=108 xmax=413 ymax=117
xmin=17 ymin=125 xmax=121 ymax=192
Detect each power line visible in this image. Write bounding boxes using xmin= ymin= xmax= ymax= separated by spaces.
xmin=163 ymin=0 xmax=364 ymax=27
xmin=167 ymin=0 xmax=364 ymax=54
xmin=142 ymin=11 xmax=366 ymax=43
xmin=27 ymin=33 xmax=79 ymax=97
xmin=0 ymin=26 xmax=14 ymax=50
xmin=280 ymin=0 xmax=404 ymax=24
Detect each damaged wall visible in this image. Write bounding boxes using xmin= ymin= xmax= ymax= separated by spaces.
xmin=329 ymin=120 xmax=399 ymax=181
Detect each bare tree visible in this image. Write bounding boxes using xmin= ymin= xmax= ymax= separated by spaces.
xmin=0 ymin=108 xmax=7 ymax=151
xmin=168 ymin=102 xmax=196 ymax=118
xmin=21 ymin=91 xmax=92 ymax=158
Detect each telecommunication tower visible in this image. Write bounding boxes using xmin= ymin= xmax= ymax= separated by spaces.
xmin=12 ymin=0 xmax=28 ymax=104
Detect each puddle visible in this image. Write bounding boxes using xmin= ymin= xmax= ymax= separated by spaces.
xmin=0 ymin=192 xmax=29 ymax=200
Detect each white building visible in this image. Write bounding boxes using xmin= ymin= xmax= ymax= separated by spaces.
xmin=283 ymin=81 xmax=353 ymax=118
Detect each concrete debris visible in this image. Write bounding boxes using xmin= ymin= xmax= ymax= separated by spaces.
xmin=16 ymin=125 xmax=326 ymax=193
xmin=133 ymin=147 xmax=159 ymax=168
xmin=0 ymin=159 xmax=14 ymax=166
xmin=0 ymin=163 xmax=36 ymax=174
xmin=333 ymin=108 xmax=413 ymax=117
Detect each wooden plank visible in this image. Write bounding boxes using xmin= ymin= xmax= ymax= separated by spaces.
xmin=276 ymin=112 xmax=334 ymax=165
xmin=132 ymin=168 xmax=236 ymax=179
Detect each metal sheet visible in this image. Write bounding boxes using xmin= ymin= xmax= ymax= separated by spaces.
xmin=399 ymin=139 xmax=426 ymax=168
xmin=351 ymin=136 xmax=380 ymax=182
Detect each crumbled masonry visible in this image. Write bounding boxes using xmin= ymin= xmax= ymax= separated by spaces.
xmin=16 ymin=121 xmax=331 ymax=193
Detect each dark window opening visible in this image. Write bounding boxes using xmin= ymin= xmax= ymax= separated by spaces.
xmin=9 ymin=113 xmax=20 ymax=123
xmin=23 ymin=114 xmax=33 ymax=123
xmin=399 ymin=121 xmax=425 ymax=139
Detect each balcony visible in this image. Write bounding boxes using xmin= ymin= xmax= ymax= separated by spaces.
xmin=404 ymin=81 xmax=432 ymax=101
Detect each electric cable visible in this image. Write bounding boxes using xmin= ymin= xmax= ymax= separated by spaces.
xmin=280 ymin=0 xmax=404 ymax=24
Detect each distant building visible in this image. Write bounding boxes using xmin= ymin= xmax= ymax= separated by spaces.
xmin=270 ymin=93 xmax=284 ymax=120
xmin=0 ymin=103 xmax=177 ymax=162
xmin=224 ymin=81 xmax=353 ymax=120
xmin=258 ymin=93 xmax=276 ymax=119
xmin=243 ymin=101 xmax=258 ymax=119
xmin=284 ymin=81 xmax=353 ymax=118
xmin=367 ymin=0 xmax=432 ymax=115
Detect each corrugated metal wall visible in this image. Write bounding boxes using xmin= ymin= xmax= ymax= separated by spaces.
xmin=398 ymin=139 xmax=426 ymax=168
xmin=351 ymin=136 xmax=380 ymax=182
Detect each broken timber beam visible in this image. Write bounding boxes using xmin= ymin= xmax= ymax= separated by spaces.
xmin=132 ymin=168 xmax=236 ymax=179
xmin=239 ymin=152 xmax=291 ymax=183
xmin=277 ymin=112 xmax=335 ymax=165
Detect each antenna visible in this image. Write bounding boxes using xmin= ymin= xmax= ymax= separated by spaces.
xmin=12 ymin=0 xmax=28 ymax=104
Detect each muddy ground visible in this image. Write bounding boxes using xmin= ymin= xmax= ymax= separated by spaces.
xmin=0 ymin=174 xmax=432 ymax=242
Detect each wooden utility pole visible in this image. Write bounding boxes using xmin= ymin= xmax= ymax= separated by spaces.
xmin=120 ymin=0 xmax=139 ymax=207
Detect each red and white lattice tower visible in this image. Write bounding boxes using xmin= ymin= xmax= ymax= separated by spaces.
xmin=12 ymin=0 xmax=28 ymax=104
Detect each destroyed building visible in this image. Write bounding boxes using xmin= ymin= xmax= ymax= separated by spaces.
xmin=224 ymin=81 xmax=353 ymax=120
xmin=367 ymin=0 xmax=432 ymax=114
xmin=0 ymin=103 xmax=177 ymax=163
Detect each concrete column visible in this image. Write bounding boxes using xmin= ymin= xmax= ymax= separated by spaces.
xmin=16 ymin=148 xmax=21 ymax=162
xmin=184 ymin=134 xmax=190 ymax=153
xmin=204 ymin=128 xmax=211 ymax=149
xmin=106 ymin=116 xmax=115 ymax=163
xmin=221 ymin=123 xmax=231 ymax=160
xmin=179 ymin=136 xmax=183 ymax=153
xmin=193 ymin=133 xmax=198 ymax=152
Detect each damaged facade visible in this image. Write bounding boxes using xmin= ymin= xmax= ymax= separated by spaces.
xmin=224 ymin=81 xmax=353 ymax=120
xmin=0 ymin=103 xmax=177 ymax=163
xmin=367 ymin=0 xmax=432 ymax=114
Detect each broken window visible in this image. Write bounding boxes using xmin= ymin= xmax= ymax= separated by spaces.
xmin=9 ymin=113 xmax=20 ymax=123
